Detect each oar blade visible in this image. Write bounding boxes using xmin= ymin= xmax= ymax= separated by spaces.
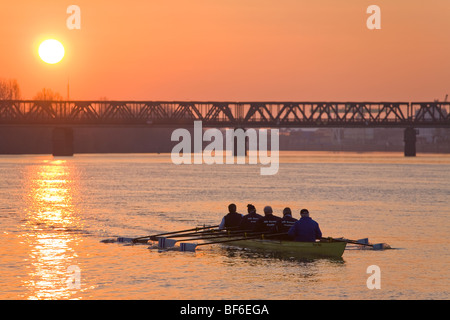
xmin=157 ymin=237 xmax=178 ymax=249
xmin=356 ymin=238 xmax=369 ymax=245
xmin=372 ymin=243 xmax=391 ymax=250
xmin=180 ymin=243 xmax=198 ymax=252
xmin=117 ymin=237 xmax=134 ymax=243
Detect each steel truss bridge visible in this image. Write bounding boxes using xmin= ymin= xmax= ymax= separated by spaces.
xmin=0 ymin=100 xmax=449 ymax=128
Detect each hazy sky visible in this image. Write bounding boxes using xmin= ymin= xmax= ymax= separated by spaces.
xmin=1 ymin=0 xmax=449 ymax=101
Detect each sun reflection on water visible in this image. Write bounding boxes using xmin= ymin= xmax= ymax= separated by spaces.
xmin=20 ymin=159 xmax=83 ymax=299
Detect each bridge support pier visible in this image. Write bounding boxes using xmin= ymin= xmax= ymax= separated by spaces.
xmin=403 ymin=127 xmax=417 ymax=157
xmin=52 ymin=127 xmax=74 ymax=156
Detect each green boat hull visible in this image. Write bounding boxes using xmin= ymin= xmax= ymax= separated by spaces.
xmin=221 ymin=239 xmax=347 ymax=259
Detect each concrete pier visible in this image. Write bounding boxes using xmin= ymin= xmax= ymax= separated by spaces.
xmin=404 ymin=127 xmax=417 ymax=157
xmin=52 ymin=127 xmax=74 ymax=156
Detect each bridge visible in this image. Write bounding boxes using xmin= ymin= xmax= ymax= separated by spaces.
xmin=0 ymin=100 xmax=449 ymax=127
xmin=0 ymin=100 xmax=449 ymax=156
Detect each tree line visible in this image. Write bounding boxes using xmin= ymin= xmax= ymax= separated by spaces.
xmin=0 ymin=78 xmax=63 ymax=100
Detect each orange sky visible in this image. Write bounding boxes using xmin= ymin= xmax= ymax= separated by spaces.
xmin=1 ymin=0 xmax=449 ymax=101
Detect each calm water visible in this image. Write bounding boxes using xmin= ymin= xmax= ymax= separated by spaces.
xmin=0 ymin=152 xmax=449 ymax=300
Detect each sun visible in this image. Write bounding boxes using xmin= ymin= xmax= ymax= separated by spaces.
xmin=38 ymin=39 xmax=65 ymax=64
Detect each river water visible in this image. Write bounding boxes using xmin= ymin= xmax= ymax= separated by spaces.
xmin=0 ymin=152 xmax=448 ymax=300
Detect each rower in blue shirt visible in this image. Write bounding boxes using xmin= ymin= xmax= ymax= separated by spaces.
xmin=288 ymin=209 xmax=322 ymax=242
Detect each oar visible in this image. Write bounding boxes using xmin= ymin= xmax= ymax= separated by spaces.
xmin=322 ymin=237 xmax=369 ymax=245
xmin=179 ymin=232 xmax=288 ymax=252
xmin=155 ymin=230 xmax=263 ymax=248
xmin=322 ymin=237 xmax=390 ymax=250
xmin=121 ymin=225 xmax=219 ymax=243
xmin=163 ymin=226 xmax=245 ymax=239
xmin=166 ymin=228 xmax=254 ymax=239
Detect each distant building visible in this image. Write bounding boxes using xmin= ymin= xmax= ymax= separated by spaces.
xmin=278 ymin=127 xmax=450 ymax=153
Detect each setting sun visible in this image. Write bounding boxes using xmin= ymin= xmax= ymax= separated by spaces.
xmin=38 ymin=39 xmax=65 ymax=64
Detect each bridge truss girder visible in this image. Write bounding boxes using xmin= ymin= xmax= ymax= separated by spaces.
xmin=0 ymin=100 xmax=448 ymax=128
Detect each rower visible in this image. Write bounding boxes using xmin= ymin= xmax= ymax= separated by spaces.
xmin=274 ymin=207 xmax=298 ymax=239
xmin=254 ymin=206 xmax=282 ymax=233
xmin=219 ymin=203 xmax=243 ymax=230
xmin=287 ymin=209 xmax=322 ymax=242
xmin=239 ymin=204 xmax=263 ymax=231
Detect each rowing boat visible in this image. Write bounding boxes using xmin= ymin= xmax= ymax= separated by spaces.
xmin=111 ymin=226 xmax=388 ymax=257
xmin=216 ymin=238 xmax=347 ymax=259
